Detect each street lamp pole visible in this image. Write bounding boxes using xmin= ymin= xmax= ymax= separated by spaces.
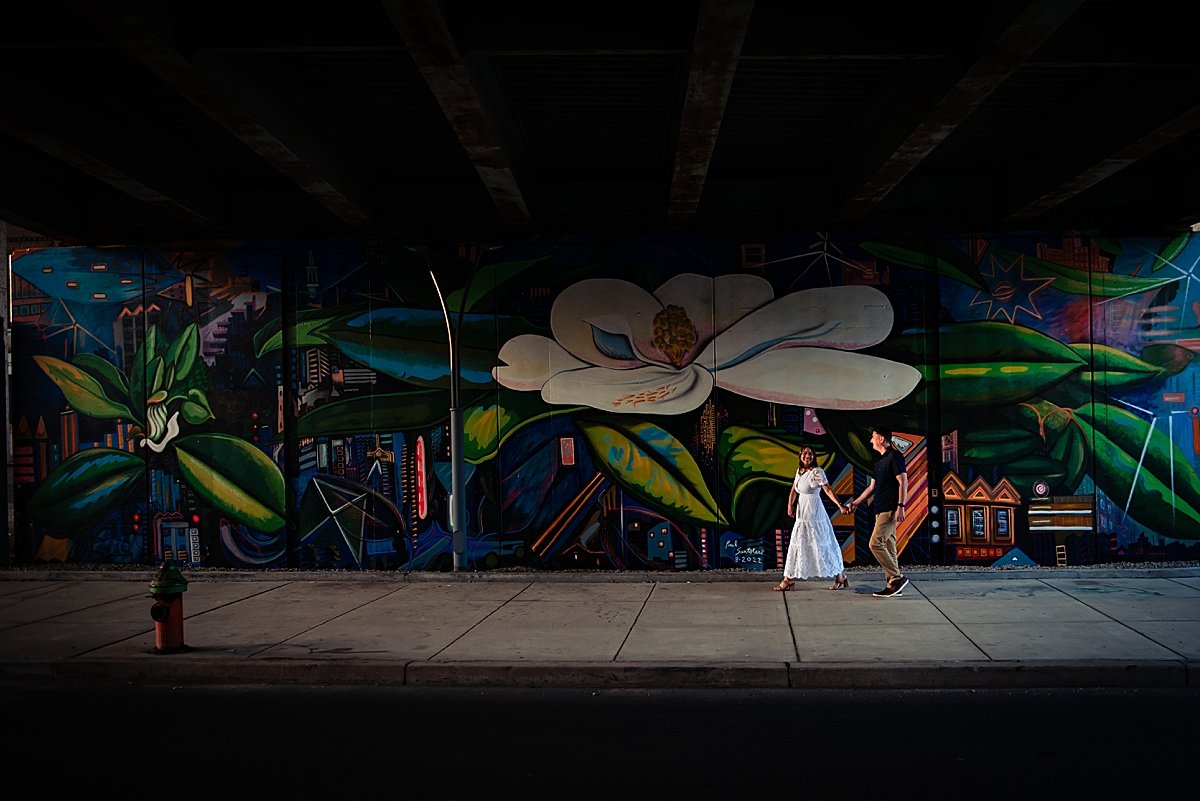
xmin=427 ymin=266 xmax=466 ymax=572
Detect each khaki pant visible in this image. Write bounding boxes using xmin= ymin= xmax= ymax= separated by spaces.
xmin=869 ymin=510 xmax=901 ymax=583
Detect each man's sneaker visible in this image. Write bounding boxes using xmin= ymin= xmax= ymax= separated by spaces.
xmin=872 ymin=583 xmax=902 ymax=598
xmin=890 ymin=575 xmax=910 ymax=594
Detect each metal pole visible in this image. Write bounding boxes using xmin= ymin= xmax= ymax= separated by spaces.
xmin=428 ymin=267 xmax=465 ymax=571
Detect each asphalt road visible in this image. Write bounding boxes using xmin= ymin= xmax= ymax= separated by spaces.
xmin=2 ymin=682 xmax=1191 ymax=799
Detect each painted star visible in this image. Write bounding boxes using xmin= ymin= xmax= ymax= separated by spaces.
xmin=969 ymin=252 xmax=1056 ymax=323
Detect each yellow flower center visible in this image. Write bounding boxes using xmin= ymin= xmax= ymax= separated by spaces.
xmin=652 ymin=305 xmax=698 ymax=368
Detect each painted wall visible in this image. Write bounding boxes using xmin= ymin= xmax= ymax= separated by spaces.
xmin=8 ymin=232 xmax=1200 ymax=571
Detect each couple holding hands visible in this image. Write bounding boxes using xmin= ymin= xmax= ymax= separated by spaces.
xmin=773 ymin=426 xmax=910 ymax=598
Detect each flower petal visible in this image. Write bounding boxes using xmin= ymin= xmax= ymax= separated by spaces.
xmin=142 ymin=412 xmax=181 ymax=453
xmin=698 ymin=285 xmax=898 ymax=370
xmin=715 ymin=348 xmax=921 ymax=409
xmin=493 ymin=335 xmax=589 ymax=391
xmin=654 ymin=273 xmax=775 ymax=348
xmin=551 ymin=279 xmax=663 ymax=368
xmin=541 ymin=364 xmax=714 ymax=414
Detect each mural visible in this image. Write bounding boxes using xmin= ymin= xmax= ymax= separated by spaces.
xmin=8 ymin=233 xmax=1200 ymax=571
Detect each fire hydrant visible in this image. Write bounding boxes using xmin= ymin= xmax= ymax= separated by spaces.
xmin=149 ymin=562 xmax=189 ymax=654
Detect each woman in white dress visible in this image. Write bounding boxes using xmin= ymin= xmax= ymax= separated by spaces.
xmin=774 ymin=446 xmax=850 ymax=591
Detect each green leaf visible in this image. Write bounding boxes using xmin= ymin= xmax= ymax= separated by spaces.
xmin=1047 ymin=423 xmax=1089 ymax=493
xmin=577 ymin=417 xmax=727 ymax=527
xmin=174 ymin=434 xmax=287 ymax=532
xmin=128 ymin=325 xmax=161 ymax=412
xmin=996 ymin=250 xmax=1177 ymax=297
xmin=33 ymin=355 xmax=136 ymax=421
xmin=462 ymin=392 xmax=585 ymax=464
xmin=291 ymin=389 xmax=488 ymax=438
xmin=28 ymin=448 xmax=145 ymax=530
xmin=1002 ymin=455 xmax=1069 ymax=497
xmin=1139 ymin=343 xmax=1195 ymax=377
xmin=717 ymin=425 xmax=832 ymax=507
xmin=165 ymin=322 xmax=199 ymax=382
xmin=1071 ymin=403 xmax=1200 ymax=538
xmin=874 ymin=322 xmax=1086 ymax=406
xmin=253 ymin=306 xmax=363 ymax=357
xmin=445 ymin=256 xmax=553 ymax=313
xmin=72 ymin=354 xmax=131 ymax=405
xmin=147 ymin=355 xmax=165 ymax=397
xmin=819 ymin=415 xmax=876 ymax=472
xmin=1004 ymin=399 xmax=1079 ymax=449
xmin=860 ymin=236 xmax=987 ymax=290
xmin=729 ymin=477 xmax=791 ymax=539
xmin=960 ymin=428 xmax=1043 ymax=464
xmin=1152 ymin=233 xmax=1191 ymax=272
xmin=1067 ymin=343 xmax=1165 ymax=390
xmin=314 ymin=308 xmax=540 ymax=388
xmin=180 ymin=389 xmax=214 ymax=424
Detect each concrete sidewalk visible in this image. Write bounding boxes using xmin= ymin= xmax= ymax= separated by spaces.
xmin=1 ymin=567 xmax=1198 ymax=689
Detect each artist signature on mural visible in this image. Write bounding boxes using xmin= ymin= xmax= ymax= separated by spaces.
xmin=723 ymin=539 xmax=764 ymax=566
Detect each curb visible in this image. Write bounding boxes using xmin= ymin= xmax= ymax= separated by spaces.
xmin=0 ymin=658 xmax=1190 ymax=690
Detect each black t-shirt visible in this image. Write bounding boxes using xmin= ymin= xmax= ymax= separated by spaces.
xmin=872 ymin=447 xmax=906 ymax=512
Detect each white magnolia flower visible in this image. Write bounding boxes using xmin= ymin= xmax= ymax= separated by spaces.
xmin=493 ymin=273 xmax=921 ymax=414
xmin=140 ymin=398 xmax=181 ymax=453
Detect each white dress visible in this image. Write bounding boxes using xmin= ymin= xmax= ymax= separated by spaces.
xmin=784 ymin=467 xmax=845 ymax=580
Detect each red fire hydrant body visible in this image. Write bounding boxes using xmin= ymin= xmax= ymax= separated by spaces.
xmin=149 ymin=563 xmax=189 ymax=654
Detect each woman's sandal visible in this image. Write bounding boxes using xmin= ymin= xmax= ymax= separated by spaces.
xmin=773 ymin=579 xmax=795 ymax=592
xmin=829 ymin=575 xmax=849 ymax=591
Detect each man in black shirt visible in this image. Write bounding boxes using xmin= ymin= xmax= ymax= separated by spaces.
xmin=848 ymin=426 xmax=909 ymax=597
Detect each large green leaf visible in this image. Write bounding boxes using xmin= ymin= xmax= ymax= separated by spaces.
xmin=290 ymin=389 xmax=483 ymax=438
xmin=314 ymin=307 xmax=540 ymax=388
xmin=165 ymin=322 xmax=199 ymax=382
xmin=996 ymin=250 xmax=1177 ymax=296
xmin=1005 ymin=398 xmax=1075 ymax=439
xmin=717 ymin=426 xmax=832 ymax=519
xmin=860 ymin=235 xmax=987 ymax=290
xmin=128 ymin=324 xmax=162 ymax=412
xmin=28 ymin=448 xmax=145 ymax=530
xmin=717 ymin=425 xmax=827 ymax=485
xmin=1002 ymin=455 xmax=1068 ymax=497
xmin=819 ymin=414 xmax=876 ymax=472
xmin=179 ymin=389 xmax=214 ymax=424
xmin=34 ymin=355 xmax=136 ymax=421
xmin=462 ymin=392 xmax=586 ymax=464
xmin=1047 ymin=422 xmax=1090 ymax=493
xmin=1152 ymin=233 xmax=1192 ymax=272
xmin=72 ymin=354 xmax=131 ymax=406
xmin=174 ymin=434 xmax=287 ymax=532
xmin=1072 ymin=403 xmax=1200 ymax=538
xmin=729 ymin=478 xmax=791 ymax=539
xmin=1067 ymin=343 xmax=1165 ymax=390
xmin=1139 ymin=343 xmax=1195 ymax=376
xmin=960 ymin=428 xmax=1043 ymax=464
xmin=446 ymin=257 xmax=553 ymax=313
xmin=253 ymin=305 xmax=366 ymax=357
xmin=874 ymin=322 xmax=1086 ymax=406
xmin=577 ymin=417 xmax=726 ymax=527
xmin=146 ymin=355 xmax=165 ymax=398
